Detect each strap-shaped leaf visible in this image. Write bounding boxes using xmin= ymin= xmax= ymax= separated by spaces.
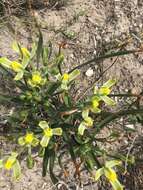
xmin=0 ymin=159 xmax=3 ymax=168
xmin=69 ymin=69 xmax=80 ymax=82
xmin=12 ymin=41 xmax=22 ymax=55
xmin=49 ymin=150 xmax=58 ymax=184
xmin=36 ymin=29 xmax=43 ymax=68
xmin=42 ymin=46 xmax=49 ymax=65
xmin=13 ymin=160 xmax=21 ymax=180
xmin=0 ymin=57 xmax=12 ymax=69
xmin=105 ymin=160 xmax=122 ymax=168
xmin=42 ymin=146 xmax=50 ymax=177
xmin=26 ymin=155 xmax=35 ymax=169
xmin=94 ymin=168 xmax=104 ymax=181
xmin=103 ymin=79 xmax=116 ymax=88
xmin=101 ymin=96 xmax=116 ymax=106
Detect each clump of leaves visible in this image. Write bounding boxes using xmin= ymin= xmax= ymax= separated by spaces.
xmin=0 ymin=32 xmax=141 ymax=190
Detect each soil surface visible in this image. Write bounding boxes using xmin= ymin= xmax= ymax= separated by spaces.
xmin=0 ymin=0 xmax=143 ymax=189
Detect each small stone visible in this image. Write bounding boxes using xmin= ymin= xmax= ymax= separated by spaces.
xmin=125 ymin=124 xmax=135 ymax=130
xmin=85 ymin=68 xmax=94 ymax=77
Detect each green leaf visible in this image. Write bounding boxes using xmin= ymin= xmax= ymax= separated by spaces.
xmin=40 ymin=135 xmax=50 ymax=147
xmin=49 ymin=150 xmax=58 ymax=184
xmin=14 ymin=71 xmax=23 ymax=81
xmin=105 ymin=160 xmax=122 ymax=168
xmin=12 ymin=41 xmax=21 ymax=54
xmin=94 ymin=168 xmax=104 ymax=181
xmin=22 ymin=53 xmax=30 ymax=68
xmin=26 ymin=155 xmax=35 ymax=169
xmin=46 ymin=82 xmax=60 ymax=94
xmin=42 ymin=46 xmax=49 ymax=65
xmin=0 ymin=94 xmax=13 ymax=104
xmin=103 ymin=79 xmax=116 ymax=88
xmin=38 ymin=147 xmax=45 ymax=157
xmin=69 ymin=69 xmax=80 ymax=82
xmin=42 ymin=146 xmax=50 ymax=177
xmin=78 ymin=122 xmax=86 ymax=135
xmin=39 ymin=121 xmax=49 ymax=129
xmin=101 ymin=96 xmax=116 ymax=106
xmin=0 ymin=57 xmax=12 ymax=69
xmin=12 ymin=160 xmax=21 ymax=180
xmin=30 ymin=43 xmax=37 ymax=59
xmin=36 ymin=29 xmax=43 ymax=67
xmin=0 ymin=159 xmax=3 ymax=168
xmin=52 ymin=128 xmax=62 ymax=136
xmin=55 ymin=53 xmax=64 ymax=65
xmin=110 ymin=179 xmax=123 ymax=190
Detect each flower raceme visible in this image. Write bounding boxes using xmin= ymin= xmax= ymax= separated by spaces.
xmin=39 ymin=121 xmax=63 ymax=147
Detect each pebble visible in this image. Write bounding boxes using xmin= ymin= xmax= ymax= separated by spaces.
xmin=85 ymin=68 xmax=94 ymax=77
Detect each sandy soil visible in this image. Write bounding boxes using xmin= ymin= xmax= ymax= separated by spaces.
xmin=0 ymin=0 xmax=143 ymax=189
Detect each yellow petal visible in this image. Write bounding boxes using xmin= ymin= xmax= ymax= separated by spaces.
xmin=105 ymin=168 xmax=117 ymax=182
xmin=25 ymin=133 xmax=34 ymax=144
xmin=32 ymin=73 xmax=42 ymax=84
xmin=84 ymin=117 xmax=94 ymax=127
xmin=44 ymin=128 xmax=53 ymax=137
xmin=99 ymin=87 xmax=111 ymax=95
xmin=92 ymin=99 xmax=99 ymax=108
xmin=62 ymin=73 xmax=69 ymax=81
xmin=4 ymin=158 xmax=15 ymax=170
xmin=11 ymin=61 xmax=23 ymax=72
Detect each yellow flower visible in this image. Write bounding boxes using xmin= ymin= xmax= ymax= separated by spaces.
xmin=44 ymin=128 xmax=53 ymax=137
xmin=92 ymin=99 xmax=99 ymax=108
xmin=25 ymin=133 xmax=34 ymax=144
xmin=62 ymin=73 xmax=69 ymax=81
xmin=5 ymin=160 xmax=14 ymax=170
xmin=28 ymin=72 xmax=46 ymax=87
xmin=4 ymin=154 xmax=17 ymax=170
xmin=105 ymin=168 xmax=117 ymax=182
xmin=99 ymin=87 xmax=111 ymax=95
xmin=18 ymin=132 xmax=39 ymax=147
xmin=11 ymin=61 xmax=23 ymax=72
xmin=84 ymin=117 xmax=94 ymax=127
xmin=32 ymin=73 xmax=42 ymax=84
xmin=39 ymin=121 xmax=62 ymax=147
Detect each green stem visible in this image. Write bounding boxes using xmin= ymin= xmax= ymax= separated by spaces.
xmin=95 ymin=108 xmax=143 ymax=133
xmin=68 ymin=49 xmax=143 ymax=73
xmin=109 ymin=94 xmax=140 ymax=97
